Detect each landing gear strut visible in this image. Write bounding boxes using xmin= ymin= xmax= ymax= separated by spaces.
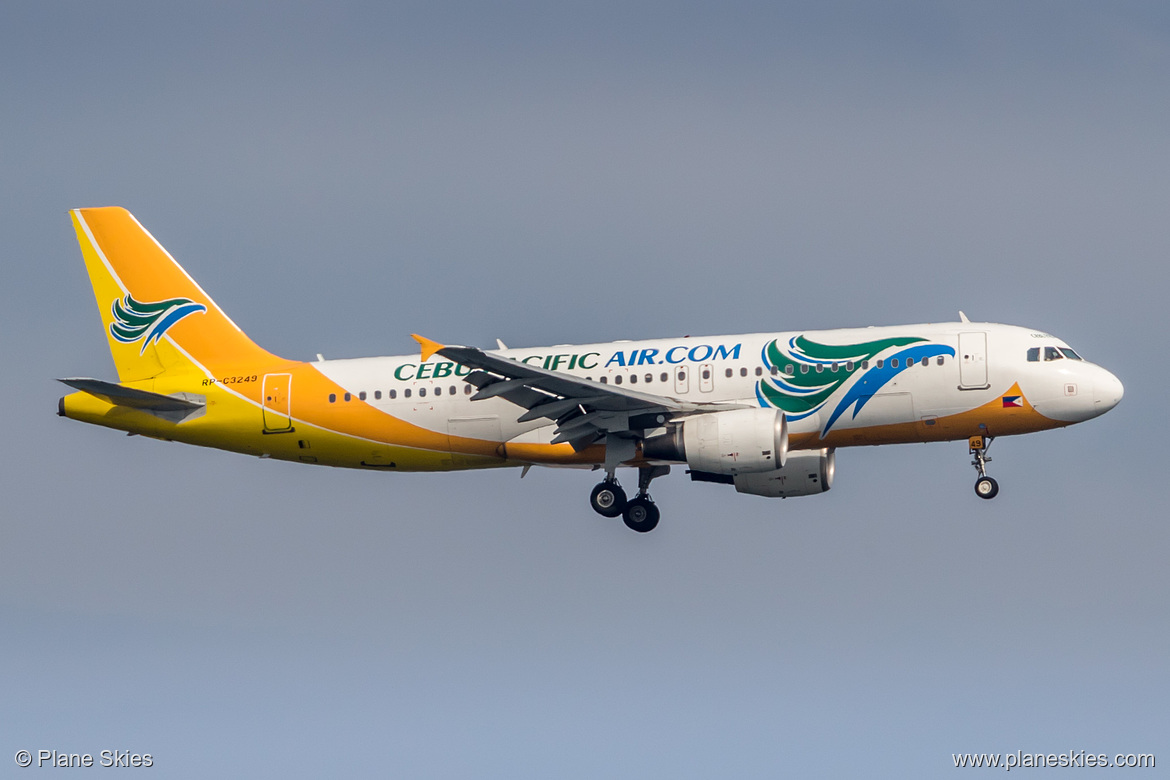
xmin=969 ymin=435 xmax=999 ymax=499
xmin=589 ymin=466 xmax=669 ymax=532
xmin=623 ymin=465 xmax=669 ymax=533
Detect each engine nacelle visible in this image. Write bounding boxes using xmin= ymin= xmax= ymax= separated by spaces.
xmin=732 ymin=448 xmax=835 ymax=498
xmin=643 ymin=408 xmax=787 ymax=475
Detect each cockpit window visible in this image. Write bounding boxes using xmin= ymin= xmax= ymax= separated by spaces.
xmin=1026 ymin=347 xmax=1040 ymax=362
xmin=1044 ymin=346 xmax=1064 ymax=361
xmin=1059 ymin=347 xmax=1083 ymax=361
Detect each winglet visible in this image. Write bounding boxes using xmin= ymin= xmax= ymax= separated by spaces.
xmin=411 ymin=333 xmax=446 ymax=362
xmin=959 ymin=310 xmax=970 ymax=323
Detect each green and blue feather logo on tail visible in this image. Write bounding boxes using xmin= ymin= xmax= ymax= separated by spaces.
xmin=109 ymin=294 xmax=207 ymax=353
xmin=757 ymin=335 xmax=955 ymax=435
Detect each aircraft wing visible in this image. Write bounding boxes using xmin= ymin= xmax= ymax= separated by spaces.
xmin=413 ymin=335 xmax=745 ymax=449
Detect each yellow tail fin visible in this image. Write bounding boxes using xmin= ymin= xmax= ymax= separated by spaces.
xmin=71 ymin=207 xmax=279 ymax=381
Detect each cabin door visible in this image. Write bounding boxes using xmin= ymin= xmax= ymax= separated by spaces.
xmin=958 ymin=332 xmax=989 ymax=389
xmin=262 ymin=373 xmax=293 ymax=432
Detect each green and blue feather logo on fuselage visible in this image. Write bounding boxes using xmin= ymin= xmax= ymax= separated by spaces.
xmin=757 ymin=335 xmax=955 ymax=435
xmin=109 ymin=294 xmax=207 ymax=353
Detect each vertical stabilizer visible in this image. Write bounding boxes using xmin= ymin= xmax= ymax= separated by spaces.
xmin=71 ymin=207 xmax=279 ymax=381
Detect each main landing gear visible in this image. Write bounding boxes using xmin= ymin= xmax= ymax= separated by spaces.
xmin=589 ymin=466 xmax=669 ymax=532
xmin=969 ymin=435 xmax=999 ymax=499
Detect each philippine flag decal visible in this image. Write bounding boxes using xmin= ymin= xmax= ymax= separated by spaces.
xmin=1002 ymin=395 xmax=1024 ymax=408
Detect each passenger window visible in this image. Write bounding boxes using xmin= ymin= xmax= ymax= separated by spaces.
xmin=725 ymin=368 xmax=732 ymax=378
xmin=677 ymin=371 xmax=685 ymax=381
xmin=1027 ymin=348 xmax=1040 ymax=362
xmin=891 ymin=359 xmax=899 ymax=368
xmin=328 ymin=393 xmax=336 ymax=403
xmin=404 ymin=389 xmax=411 ymax=398
xmin=906 ymin=358 xmax=914 ymax=367
xmin=646 ymin=373 xmax=653 ymax=383
xmin=434 ymin=386 xmax=441 ymax=396
xmin=660 ymin=372 xmax=668 ymax=382
xmin=450 ymin=385 xmax=456 ymax=395
xmin=876 ymin=359 xmax=883 ymax=368
xmin=862 ymin=360 xmax=869 ymax=369
xmin=600 ymin=376 xmax=607 ymax=384
xmin=816 ymin=364 xmax=824 ymax=373
xmin=374 ymin=390 xmax=382 ymax=400
xmin=740 ymin=367 xmax=748 ymax=377
xmin=755 ymin=367 xmax=762 ymax=376
xmin=801 ymin=365 xmax=809 ymax=374
xmin=846 ymin=361 xmax=854 ymax=371
xmin=419 ymin=387 xmax=426 ymax=397
xmin=614 ymin=375 xmax=622 ymax=385
xmin=629 ymin=374 xmax=637 ymax=384
xmin=464 ymin=385 xmax=471 ymax=395
xmin=704 ymin=369 xmax=713 ymax=380
xmin=344 ymin=392 xmax=352 ymax=402
xmin=770 ymin=366 xmax=779 ymax=376
xmin=936 ymin=356 xmax=944 ymax=366
xmin=359 ymin=391 xmax=367 ymax=400
xmin=1044 ymin=346 xmax=1063 ymax=361
xmin=786 ymin=364 xmax=795 ymax=375
xmin=1059 ymin=348 xmax=1083 ymax=360
xmin=389 ymin=389 xmax=397 ymax=399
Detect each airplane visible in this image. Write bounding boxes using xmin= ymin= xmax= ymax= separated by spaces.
xmin=58 ymin=207 xmax=1124 ymax=532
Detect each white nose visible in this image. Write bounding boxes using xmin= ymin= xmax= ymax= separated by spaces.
xmin=1095 ymin=370 xmax=1124 ymax=413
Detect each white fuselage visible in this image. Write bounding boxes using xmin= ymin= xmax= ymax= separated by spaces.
xmin=310 ymin=321 xmax=1122 ymax=462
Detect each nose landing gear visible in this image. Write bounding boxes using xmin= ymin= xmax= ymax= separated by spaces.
xmin=969 ymin=435 xmax=999 ymax=499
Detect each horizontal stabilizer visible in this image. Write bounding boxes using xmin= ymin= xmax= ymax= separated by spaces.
xmin=57 ymin=377 xmax=205 ymax=412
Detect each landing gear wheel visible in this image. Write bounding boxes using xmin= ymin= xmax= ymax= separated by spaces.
xmin=974 ymin=476 xmax=999 ymax=500
xmin=590 ymin=481 xmax=627 ymax=517
xmin=622 ymin=496 xmax=660 ymax=533
xmin=969 ymin=435 xmax=999 ymax=500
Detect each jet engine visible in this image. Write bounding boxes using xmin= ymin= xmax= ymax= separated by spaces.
xmin=642 ymin=408 xmax=787 ymax=475
xmin=731 ymin=448 xmax=835 ymax=497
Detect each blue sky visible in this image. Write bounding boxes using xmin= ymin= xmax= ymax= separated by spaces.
xmin=2 ymin=2 xmax=1167 ymax=777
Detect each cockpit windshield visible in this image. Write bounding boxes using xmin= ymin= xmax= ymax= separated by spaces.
xmin=1027 ymin=345 xmax=1085 ymax=362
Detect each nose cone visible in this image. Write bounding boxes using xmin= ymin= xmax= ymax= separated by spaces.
xmin=1095 ymin=370 xmax=1124 ymax=414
